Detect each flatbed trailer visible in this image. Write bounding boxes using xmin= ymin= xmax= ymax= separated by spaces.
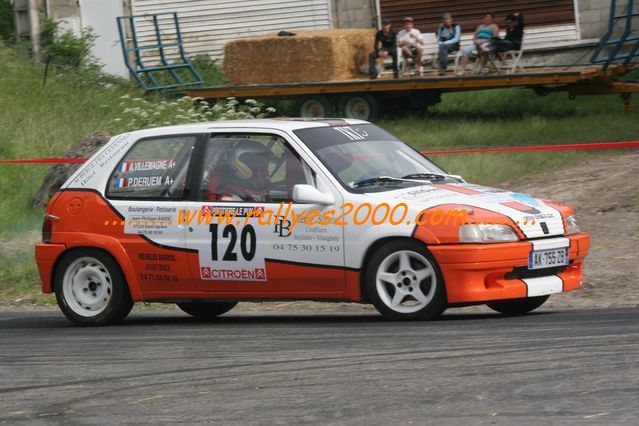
xmin=185 ymin=64 xmax=639 ymax=120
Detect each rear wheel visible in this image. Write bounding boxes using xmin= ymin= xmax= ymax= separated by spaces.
xmin=338 ymin=94 xmax=379 ymax=121
xmin=487 ymin=295 xmax=550 ymax=315
xmin=365 ymin=240 xmax=446 ymax=321
xmin=177 ymin=301 xmax=237 ymax=319
xmin=293 ymin=95 xmax=333 ymax=118
xmin=54 ymin=249 xmax=133 ymax=326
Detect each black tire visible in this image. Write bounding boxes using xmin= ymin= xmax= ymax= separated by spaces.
xmin=177 ymin=301 xmax=238 ymax=319
xmin=338 ymin=94 xmax=380 ymax=121
xmin=364 ymin=240 xmax=447 ymax=321
xmin=54 ymin=248 xmax=133 ymax=326
xmin=293 ymin=95 xmax=333 ymax=118
xmin=487 ymin=295 xmax=550 ymax=316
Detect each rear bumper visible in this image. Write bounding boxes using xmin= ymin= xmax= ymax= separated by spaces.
xmin=429 ymin=233 xmax=589 ymax=304
xmin=35 ymin=243 xmax=66 ymax=293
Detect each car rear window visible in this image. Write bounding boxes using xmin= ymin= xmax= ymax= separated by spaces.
xmin=106 ymin=136 xmax=196 ymax=200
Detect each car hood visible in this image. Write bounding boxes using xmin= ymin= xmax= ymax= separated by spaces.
xmin=365 ymin=182 xmax=566 ymax=239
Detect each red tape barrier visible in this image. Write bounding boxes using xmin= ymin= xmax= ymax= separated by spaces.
xmin=422 ymin=141 xmax=639 ymax=155
xmin=0 ymin=158 xmax=87 ymax=164
xmin=0 ymin=141 xmax=637 ymax=164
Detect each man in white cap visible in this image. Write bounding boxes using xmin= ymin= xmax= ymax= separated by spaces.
xmin=397 ymin=17 xmax=424 ymax=75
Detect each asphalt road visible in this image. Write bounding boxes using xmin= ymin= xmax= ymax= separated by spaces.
xmin=0 ymin=307 xmax=637 ymax=425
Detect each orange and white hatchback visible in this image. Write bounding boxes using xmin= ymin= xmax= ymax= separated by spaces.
xmin=36 ymin=119 xmax=589 ymax=325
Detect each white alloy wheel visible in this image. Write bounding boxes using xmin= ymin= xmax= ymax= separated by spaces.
xmin=375 ymin=250 xmax=437 ymax=314
xmin=62 ymin=257 xmax=113 ymax=317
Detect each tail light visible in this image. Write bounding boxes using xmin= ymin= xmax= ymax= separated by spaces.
xmin=42 ymin=214 xmax=59 ymax=243
xmin=42 ymin=218 xmax=52 ymax=243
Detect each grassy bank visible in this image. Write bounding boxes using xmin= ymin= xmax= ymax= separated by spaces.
xmin=1 ymin=44 xmax=638 ymax=304
xmin=382 ymin=88 xmax=639 ymax=183
xmin=0 ymin=47 xmax=144 ymax=237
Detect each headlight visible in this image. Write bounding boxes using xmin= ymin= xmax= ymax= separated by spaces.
xmin=566 ymin=215 xmax=580 ymax=235
xmin=459 ymin=224 xmax=519 ymax=243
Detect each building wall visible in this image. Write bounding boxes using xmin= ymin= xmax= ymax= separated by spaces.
xmin=45 ymin=0 xmax=81 ymax=35
xmin=576 ymin=0 xmax=634 ymax=39
xmin=331 ymin=0 xmax=376 ymax=29
xmin=381 ymin=0 xmax=577 ymax=33
xmin=129 ymin=0 xmax=333 ymax=60
xmin=329 ymin=0 xmax=619 ymax=37
xmin=46 ymin=0 xmax=79 ymax=19
xmin=36 ymin=0 xmax=334 ymax=75
xmin=34 ymin=0 xmax=634 ymax=74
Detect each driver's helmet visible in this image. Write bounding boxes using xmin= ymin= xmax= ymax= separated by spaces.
xmin=229 ymin=140 xmax=274 ymax=185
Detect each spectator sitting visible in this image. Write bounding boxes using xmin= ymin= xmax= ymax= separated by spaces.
xmin=484 ymin=13 xmax=525 ymax=54
xmin=397 ymin=17 xmax=425 ymax=75
xmin=457 ymin=13 xmax=499 ymax=76
xmin=369 ymin=18 xmax=398 ymax=79
xmin=435 ymin=12 xmax=461 ymax=75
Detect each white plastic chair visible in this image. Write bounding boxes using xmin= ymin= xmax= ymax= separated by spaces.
xmin=429 ymin=34 xmax=460 ymax=73
xmin=497 ymin=36 xmax=525 ymax=74
xmin=456 ymin=36 xmax=525 ymax=75
xmin=376 ymin=55 xmax=395 ymax=78
xmin=398 ymin=43 xmax=427 ymax=76
xmin=454 ymin=46 xmax=482 ymax=75
xmin=398 ymin=45 xmax=413 ymax=76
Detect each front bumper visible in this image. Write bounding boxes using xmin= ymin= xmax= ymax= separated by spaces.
xmin=429 ymin=233 xmax=589 ymax=304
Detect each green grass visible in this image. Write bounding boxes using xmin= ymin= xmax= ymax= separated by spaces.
xmin=380 ymin=88 xmax=639 ymax=183
xmin=0 ymin=234 xmax=55 ymax=305
xmin=1 ymin=44 xmax=638 ymax=304
xmin=0 ymin=47 xmax=147 ymax=237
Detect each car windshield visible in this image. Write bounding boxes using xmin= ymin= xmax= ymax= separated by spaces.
xmin=294 ymin=124 xmax=451 ymax=193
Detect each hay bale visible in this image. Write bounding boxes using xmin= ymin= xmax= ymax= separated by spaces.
xmin=224 ymin=29 xmax=375 ymax=85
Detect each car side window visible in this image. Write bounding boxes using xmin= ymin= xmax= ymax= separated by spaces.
xmin=200 ymin=134 xmax=313 ymax=203
xmin=106 ymin=136 xmax=196 ymax=199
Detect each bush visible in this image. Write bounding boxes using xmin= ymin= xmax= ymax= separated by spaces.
xmin=109 ymin=95 xmax=276 ymax=132
xmin=190 ymin=54 xmax=226 ymax=86
xmin=0 ymin=0 xmax=14 ymax=43
xmin=41 ymin=17 xmax=97 ymax=69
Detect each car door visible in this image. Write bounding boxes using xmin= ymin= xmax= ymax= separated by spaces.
xmin=182 ymin=129 xmax=346 ymax=296
xmin=105 ymin=134 xmax=204 ymax=295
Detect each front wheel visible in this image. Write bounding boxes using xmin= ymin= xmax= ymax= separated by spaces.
xmin=54 ymin=249 xmax=133 ymax=326
xmin=487 ymin=295 xmax=550 ymax=315
xmin=177 ymin=301 xmax=238 ymax=319
xmin=365 ymin=240 xmax=446 ymax=321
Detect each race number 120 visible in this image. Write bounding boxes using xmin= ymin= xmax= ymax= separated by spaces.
xmin=209 ymin=224 xmax=256 ymax=261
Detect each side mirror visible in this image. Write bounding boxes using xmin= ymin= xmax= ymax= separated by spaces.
xmin=292 ymin=184 xmax=334 ymax=205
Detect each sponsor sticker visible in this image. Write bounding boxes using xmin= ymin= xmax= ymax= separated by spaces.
xmin=200 ymin=266 xmax=267 ymax=281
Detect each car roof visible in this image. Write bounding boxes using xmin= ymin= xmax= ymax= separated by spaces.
xmin=120 ymin=118 xmax=371 ymax=139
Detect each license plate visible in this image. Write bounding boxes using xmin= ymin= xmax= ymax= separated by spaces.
xmin=528 ymin=248 xmax=569 ymax=270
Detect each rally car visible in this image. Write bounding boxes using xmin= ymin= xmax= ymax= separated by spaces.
xmin=35 ymin=119 xmax=589 ymax=325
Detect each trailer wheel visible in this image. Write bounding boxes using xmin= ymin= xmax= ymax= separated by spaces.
xmin=293 ymin=95 xmax=333 ymax=118
xmin=338 ymin=94 xmax=379 ymax=121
